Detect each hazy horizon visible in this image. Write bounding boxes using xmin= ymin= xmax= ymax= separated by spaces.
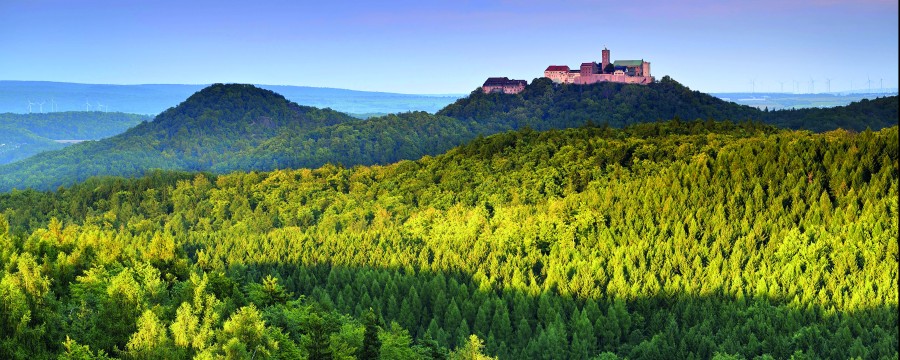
xmin=1 ymin=0 xmax=898 ymax=94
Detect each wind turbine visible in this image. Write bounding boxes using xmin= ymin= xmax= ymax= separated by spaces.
xmin=85 ymin=101 xmax=92 ymax=111
xmin=808 ymin=78 xmax=815 ymax=94
xmin=38 ymin=101 xmax=45 ymax=113
xmin=96 ymin=103 xmax=104 ymax=112
xmin=867 ymin=76 xmax=872 ymax=93
xmin=27 ymin=100 xmax=34 ymax=113
xmin=825 ymin=78 xmax=831 ymax=93
xmin=51 ymin=98 xmax=57 ymax=112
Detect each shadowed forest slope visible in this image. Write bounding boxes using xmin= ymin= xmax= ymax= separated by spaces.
xmin=1 ymin=121 xmax=896 ymax=359
xmin=439 ymin=77 xmax=897 ymax=133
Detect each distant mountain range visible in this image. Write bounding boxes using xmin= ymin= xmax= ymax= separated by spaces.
xmin=0 ymin=79 xmax=895 ymax=191
xmin=0 ymin=81 xmax=462 ymax=116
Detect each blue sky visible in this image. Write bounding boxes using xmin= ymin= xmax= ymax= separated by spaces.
xmin=1 ymin=0 xmax=897 ymax=94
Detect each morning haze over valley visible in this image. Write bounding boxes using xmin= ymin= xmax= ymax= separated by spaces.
xmin=0 ymin=1 xmax=897 ymax=359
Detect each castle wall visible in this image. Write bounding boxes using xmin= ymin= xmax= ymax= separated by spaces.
xmin=538 ymin=48 xmax=655 ymax=88
xmin=544 ymin=70 xmax=570 ymax=83
xmin=574 ymin=74 xmax=654 ymax=85
xmin=483 ymin=82 xmax=526 ymax=94
xmin=580 ymin=62 xmax=598 ymax=76
xmin=502 ymin=83 xmax=526 ymax=94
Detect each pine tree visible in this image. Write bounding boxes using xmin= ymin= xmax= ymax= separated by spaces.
xmin=359 ymin=308 xmax=381 ymax=360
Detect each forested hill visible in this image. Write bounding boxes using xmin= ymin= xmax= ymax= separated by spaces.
xmin=0 ymin=121 xmax=895 ymax=359
xmin=438 ymin=76 xmax=898 ymax=132
xmin=0 ymin=112 xmax=149 ymax=165
xmin=2 ymin=81 xmax=896 ymax=192
xmin=0 ymin=84 xmax=358 ymax=191
xmin=764 ymin=95 xmax=898 ymax=132
xmin=438 ymin=76 xmax=763 ymax=128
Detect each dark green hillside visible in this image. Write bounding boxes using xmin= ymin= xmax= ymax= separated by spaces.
xmin=214 ymin=111 xmax=496 ymax=172
xmin=0 ymin=112 xmax=148 ymax=164
xmin=0 ymin=111 xmax=148 ymax=140
xmin=1 ymin=121 xmax=896 ymax=359
xmin=0 ymin=84 xmax=358 ymax=191
xmin=439 ymin=77 xmax=897 ymax=132
xmin=218 ymin=80 xmax=898 ymax=174
xmin=764 ymin=95 xmax=898 ymax=132
xmin=2 ymin=80 xmax=896 ymax=192
xmin=438 ymin=76 xmax=763 ymax=128
xmin=0 ymin=125 xmax=63 ymax=164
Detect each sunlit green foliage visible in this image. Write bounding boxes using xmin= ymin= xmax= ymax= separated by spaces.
xmin=0 ymin=120 xmax=896 ymax=358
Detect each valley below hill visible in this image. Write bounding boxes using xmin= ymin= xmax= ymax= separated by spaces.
xmin=0 ymin=111 xmax=149 ymax=165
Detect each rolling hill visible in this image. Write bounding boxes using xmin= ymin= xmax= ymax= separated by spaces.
xmin=0 ymin=125 xmax=62 ymax=165
xmin=439 ymin=76 xmax=762 ymax=128
xmin=0 ymin=111 xmax=149 ymax=164
xmin=439 ymin=76 xmax=898 ymax=132
xmin=0 ymin=84 xmax=358 ymax=190
xmin=764 ymin=95 xmax=898 ymax=131
xmin=1 ymin=79 xmax=896 ymax=192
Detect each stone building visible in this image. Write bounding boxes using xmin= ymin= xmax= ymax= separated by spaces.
xmin=544 ymin=47 xmax=654 ymax=85
xmin=482 ymin=77 xmax=528 ymax=94
xmin=480 ymin=47 xmax=655 ymax=93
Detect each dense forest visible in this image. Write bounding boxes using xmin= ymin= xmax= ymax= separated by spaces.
xmin=439 ymin=77 xmax=897 ymax=133
xmin=763 ymin=96 xmax=898 ymax=132
xmin=438 ymin=77 xmax=761 ymax=128
xmin=1 ymin=81 xmax=896 ymax=192
xmin=0 ymin=112 xmax=148 ymax=164
xmin=1 ymin=121 xmax=896 ymax=359
xmin=0 ymin=85 xmax=359 ymax=191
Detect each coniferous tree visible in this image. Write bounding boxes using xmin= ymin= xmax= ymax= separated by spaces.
xmin=359 ymin=308 xmax=381 ymax=360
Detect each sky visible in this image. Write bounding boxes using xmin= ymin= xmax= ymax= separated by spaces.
xmin=1 ymin=0 xmax=897 ymax=94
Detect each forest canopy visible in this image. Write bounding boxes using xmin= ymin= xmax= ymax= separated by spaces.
xmin=0 ymin=120 xmax=896 ymax=359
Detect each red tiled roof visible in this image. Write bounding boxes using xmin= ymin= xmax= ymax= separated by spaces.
xmin=545 ymin=65 xmax=570 ymax=72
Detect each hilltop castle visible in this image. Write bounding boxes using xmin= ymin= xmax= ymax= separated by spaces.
xmin=544 ymin=47 xmax=653 ymax=85
xmin=482 ymin=47 xmax=654 ymax=94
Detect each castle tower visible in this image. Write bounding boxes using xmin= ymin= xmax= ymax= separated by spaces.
xmin=601 ymin=47 xmax=610 ymax=73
